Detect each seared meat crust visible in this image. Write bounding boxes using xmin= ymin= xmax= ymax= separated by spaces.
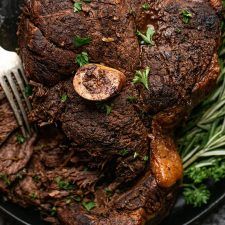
xmin=0 ymin=0 xmax=221 ymax=225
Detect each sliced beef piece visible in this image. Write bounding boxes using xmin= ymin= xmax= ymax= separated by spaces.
xmin=0 ymin=89 xmax=17 ymax=145
xmin=57 ymin=172 xmax=177 ymax=225
xmin=0 ymin=90 xmax=36 ymax=192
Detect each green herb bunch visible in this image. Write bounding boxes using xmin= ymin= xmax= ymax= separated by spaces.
xmin=179 ymin=5 xmax=225 ymax=207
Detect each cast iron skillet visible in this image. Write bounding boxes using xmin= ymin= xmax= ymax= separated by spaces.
xmin=0 ymin=1 xmax=225 ymax=225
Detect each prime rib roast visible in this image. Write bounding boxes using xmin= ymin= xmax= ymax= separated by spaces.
xmin=0 ymin=0 xmax=222 ymax=224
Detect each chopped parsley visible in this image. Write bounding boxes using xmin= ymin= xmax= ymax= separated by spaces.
xmin=132 ymin=66 xmax=150 ymax=90
xmin=142 ymin=3 xmax=150 ymax=10
xmin=55 ymin=177 xmax=74 ymax=190
xmin=105 ymin=188 xmax=113 ymax=197
xmin=96 ymin=103 xmax=113 ymax=115
xmin=73 ymin=36 xmax=92 ymax=48
xmin=50 ymin=206 xmax=57 ymax=216
xmin=82 ymin=201 xmax=96 ymax=211
xmin=16 ymin=134 xmax=26 ymax=144
xmin=29 ymin=192 xmax=37 ymax=200
xmin=76 ymin=52 xmax=89 ymax=67
xmin=105 ymin=104 xmax=112 ymax=115
xmin=119 ymin=149 xmax=129 ymax=156
xmin=61 ymin=93 xmax=68 ymax=103
xmin=143 ymin=155 xmax=149 ymax=161
xmin=73 ymin=2 xmax=82 ymax=12
xmin=137 ymin=25 xmax=155 ymax=45
xmin=24 ymin=85 xmax=33 ymax=97
xmin=180 ymin=9 xmax=193 ymax=24
xmin=74 ymin=196 xmax=82 ymax=202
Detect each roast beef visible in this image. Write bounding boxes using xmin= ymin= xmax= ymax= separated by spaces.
xmin=0 ymin=0 xmax=222 ymax=224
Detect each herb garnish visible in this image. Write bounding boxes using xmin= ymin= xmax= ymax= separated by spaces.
xmin=73 ymin=36 xmax=92 ymax=48
xmin=180 ymin=9 xmax=192 ymax=24
xmin=50 ymin=206 xmax=57 ymax=216
xmin=16 ymin=134 xmax=26 ymax=144
xmin=143 ymin=155 xmax=149 ymax=161
xmin=76 ymin=52 xmax=89 ymax=67
xmin=24 ymin=85 xmax=33 ymax=97
xmin=61 ymin=93 xmax=68 ymax=103
xmin=30 ymin=192 xmax=37 ymax=200
xmin=119 ymin=149 xmax=129 ymax=156
xmin=96 ymin=103 xmax=113 ymax=115
xmin=55 ymin=177 xmax=74 ymax=190
xmin=132 ymin=67 xmax=150 ymax=90
xmin=183 ymin=185 xmax=210 ymax=207
xmin=73 ymin=2 xmax=82 ymax=12
xmin=137 ymin=25 xmax=155 ymax=45
xmin=82 ymin=201 xmax=96 ymax=211
xmin=105 ymin=188 xmax=113 ymax=197
xmin=142 ymin=3 xmax=150 ymax=10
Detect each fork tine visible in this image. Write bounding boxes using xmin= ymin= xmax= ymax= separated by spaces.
xmin=6 ymin=74 xmax=32 ymax=136
xmin=0 ymin=77 xmax=27 ymax=137
xmin=18 ymin=65 xmax=29 ymax=84
xmin=14 ymin=68 xmax=32 ymax=112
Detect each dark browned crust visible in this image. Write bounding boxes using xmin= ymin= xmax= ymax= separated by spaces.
xmin=0 ymin=0 xmax=220 ymax=225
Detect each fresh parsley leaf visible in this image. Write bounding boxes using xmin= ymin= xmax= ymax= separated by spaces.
xmin=185 ymin=166 xmax=209 ymax=184
xmin=55 ymin=177 xmax=74 ymax=190
xmin=96 ymin=103 xmax=113 ymax=115
xmin=30 ymin=192 xmax=37 ymax=200
xmin=16 ymin=134 xmax=26 ymax=144
xmin=183 ymin=185 xmax=210 ymax=207
xmin=143 ymin=155 xmax=149 ymax=161
xmin=137 ymin=25 xmax=155 ymax=45
xmin=76 ymin=52 xmax=89 ymax=67
xmin=132 ymin=66 xmax=150 ymax=90
xmin=74 ymin=196 xmax=82 ymax=202
xmin=105 ymin=104 xmax=112 ymax=115
xmin=73 ymin=2 xmax=82 ymax=12
xmin=73 ymin=36 xmax=92 ymax=48
xmin=50 ymin=206 xmax=57 ymax=216
xmin=82 ymin=201 xmax=96 ymax=211
xmin=180 ymin=9 xmax=193 ymax=24
xmin=119 ymin=149 xmax=129 ymax=156
xmin=24 ymin=85 xmax=33 ymax=97
xmin=83 ymin=0 xmax=91 ymax=2
xmin=61 ymin=93 xmax=68 ymax=103
xmin=105 ymin=188 xmax=113 ymax=197
xmin=210 ymin=161 xmax=225 ymax=181
xmin=142 ymin=3 xmax=150 ymax=10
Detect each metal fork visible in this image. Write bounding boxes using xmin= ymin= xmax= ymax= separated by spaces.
xmin=0 ymin=46 xmax=32 ymax=138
